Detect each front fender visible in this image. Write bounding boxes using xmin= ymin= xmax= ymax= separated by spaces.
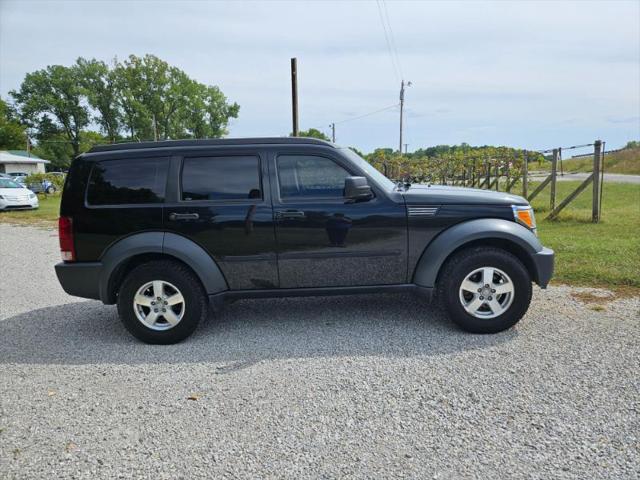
xmin=412 ymin=218 xmax=543 ymax=288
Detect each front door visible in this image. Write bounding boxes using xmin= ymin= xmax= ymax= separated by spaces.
xmin=271 ymin=152 xmax=407 ymax=288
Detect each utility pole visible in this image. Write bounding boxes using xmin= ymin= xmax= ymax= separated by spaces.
xmin=403 ymin=143 xmax=408 ymax=155
xmin=330 ymin=123 xmax=335 ymax=143
xmin=399 ymin=80 xmax=411 ymax=154
xmin=291 ymin=58 xmax=299 ymax=137
xmin=26 ymin=135 xmax=31 ymax=157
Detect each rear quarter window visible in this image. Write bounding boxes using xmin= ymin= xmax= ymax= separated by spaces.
xmin=87 ymin=157 xmax=169 ymax=205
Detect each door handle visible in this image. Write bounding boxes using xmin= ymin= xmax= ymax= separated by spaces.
xmin=276 ymin=210 xmax=306 ymax=220
xmin=169 ymin=212 xmax=200 ymax=221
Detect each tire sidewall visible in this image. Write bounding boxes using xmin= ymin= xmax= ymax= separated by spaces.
xmin=442 ymin=249 xmax=532 ymax=333
xmin=117 ymin=262 xmax=205 ymax=344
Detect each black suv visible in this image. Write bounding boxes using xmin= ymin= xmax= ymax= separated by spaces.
xmin=55 ymin=138 xmax=554 ymax=343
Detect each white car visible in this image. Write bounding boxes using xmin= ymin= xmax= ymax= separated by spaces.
xmin=0 ymin=178 xmax=39 ymax=210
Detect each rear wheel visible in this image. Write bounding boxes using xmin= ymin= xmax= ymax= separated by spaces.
xmin=437 ymin=247 xmax=532 ymax=333
xmin=117 ymin=260 xmax=207 ymax=344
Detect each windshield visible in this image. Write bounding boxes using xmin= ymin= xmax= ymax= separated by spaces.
xmin=0 ymin=178 xmax=22 ymax=189
xmin=340 ymin=148 xmax=395 ymax=191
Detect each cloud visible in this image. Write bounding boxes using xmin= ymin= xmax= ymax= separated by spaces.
xmin=1 ymin=0 xmax=638 ymax=151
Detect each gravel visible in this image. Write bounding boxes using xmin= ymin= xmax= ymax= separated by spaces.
xmin=0 ymin=223 xmax=638 ymax=479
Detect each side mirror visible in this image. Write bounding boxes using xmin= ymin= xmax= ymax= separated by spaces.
xmin=344 ymin=176 xmax=373 ymax=202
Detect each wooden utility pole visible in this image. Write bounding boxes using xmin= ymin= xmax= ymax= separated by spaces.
xmin=291 ymin=58 xmax=299 ymax=137
xmin=551 ymin=148 xmax=558 ymax=210
xmin=26 ymin=135 xmax=31 ymax=157
xmin=330 ymin=123 xmax=335 ymax=143
xmin=592 ymin=140 xmax=602 ymax=223
xmin=399 ymin=80 xmax=411 ymax=154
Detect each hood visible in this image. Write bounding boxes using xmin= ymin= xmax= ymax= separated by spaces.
xmin=0 ymin=186 xmax=33 ymax=196
xmin=402 ymin=183 xmax=528 ymax=206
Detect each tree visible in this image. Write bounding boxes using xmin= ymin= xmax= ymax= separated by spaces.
xmin=0 ymin=97 xmax=27 ymax=150
xmin=10 ymin=64 xmax=89 ymax=156
xmin=76 ymin=58 xmax=121 ymax=142
xmin=625 ymin=140 xmax=639 ymax=149
xmin=176 ymin=82 xmax=239 ymax=139
xmin=295 ymin=128 xmax=330 ymax=141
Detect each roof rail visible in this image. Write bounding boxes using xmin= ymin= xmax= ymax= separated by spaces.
xmin=88 ymin=137 xmax=336 ymax=153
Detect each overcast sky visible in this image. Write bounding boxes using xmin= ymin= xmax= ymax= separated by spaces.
xmin=1 ymin=0 xmax=638 ymax=153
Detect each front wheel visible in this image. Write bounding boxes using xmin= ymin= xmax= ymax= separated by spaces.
xmin=437 ymin=247 xmax=532 ymax=333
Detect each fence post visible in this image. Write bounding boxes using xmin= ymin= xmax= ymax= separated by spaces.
xmin=522 ymin=150 xmax=528 ymax=198
xmin=485 ymin=159 xmax=490 ymax=190
xmin=551 ymin=148 xmax=558 ymax=210
xmin=593 ymin=140 xmax=602 ymax=223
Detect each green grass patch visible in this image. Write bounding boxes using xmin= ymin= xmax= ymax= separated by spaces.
xmin=0 ymin=194 xmax=61 ymax=225
xmin=530 ymin=181 xmax=640 ymax=289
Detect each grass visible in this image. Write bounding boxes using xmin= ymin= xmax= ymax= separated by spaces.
xmin=1 ymin=184 xmax=638 ymax=292
xmin=533 ymin=147 xmax=640 ymax=175
xmin=530 ymin=180 xmax=640 ymax=291
xmin=0 ymin=194 xmax=61 ymax=225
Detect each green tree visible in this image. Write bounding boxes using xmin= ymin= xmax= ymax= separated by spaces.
xmin=294 ymin=128 xmax=330 ymax=141
xmin=10 ymin=64 xmax=89 ymax=156
xmin=0 ymin=97 xmax=27 ymax=149
xmin=76 ymin=58 xmax=121 ymax=142
xmin=625 ymin=140 xmax=639 ymax=149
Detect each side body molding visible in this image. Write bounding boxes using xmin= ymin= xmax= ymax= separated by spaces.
xmin=413 ymin=218 xmax=543 ymax=288
xmin=99 ymin=232 xmax=228 ymax=303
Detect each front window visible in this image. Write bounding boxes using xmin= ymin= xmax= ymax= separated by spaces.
xmin=277 ymin=155 xmax=352 ymax=199
xmin=340 ymin=148 xmax=395 ymax=191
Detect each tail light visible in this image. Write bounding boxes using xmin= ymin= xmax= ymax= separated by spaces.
xmin=58 ymin=216 xmax=76 ymax=262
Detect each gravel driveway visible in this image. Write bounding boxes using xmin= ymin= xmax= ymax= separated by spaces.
xmin=0 ymin=224 xmax=638 ymax=479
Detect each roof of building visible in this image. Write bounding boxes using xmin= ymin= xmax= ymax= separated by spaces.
xmin=88 ymin=137 xmax=336 ymax=154
xmin=0 ymin=150 xmax=50 ymax=164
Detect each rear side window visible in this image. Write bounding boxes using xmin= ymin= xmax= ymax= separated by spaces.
xmin=87 ymin=157 xmax=169 ymax=205
xmin=181 ymin=156 xmax=261 ymax=201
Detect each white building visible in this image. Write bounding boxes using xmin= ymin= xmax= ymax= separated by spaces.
xmin=0 ymin=150 xmax=50 ymax=174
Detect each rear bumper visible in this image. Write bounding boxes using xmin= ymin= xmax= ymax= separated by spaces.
xmin=55 ymin=262 xmax=102 ymax=300
xmin=533 ymin=247 xmax=554 ymax=288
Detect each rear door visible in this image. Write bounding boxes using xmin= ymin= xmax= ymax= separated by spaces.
xmin=270 ymin=151 xmax=407 ymax=288
xmin=162 ymin=149 xmax=278 ymax=290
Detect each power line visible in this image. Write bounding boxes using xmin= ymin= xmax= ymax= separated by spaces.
xmin=375 ymin=0 xmax=401 ymax=82
xmin=334 ymin=103 xmax=399 ymax=125
xmin=308 ymin=103 xmax=399 ymax=133
xmin=381 ymin=0 xmax=403 ymax=80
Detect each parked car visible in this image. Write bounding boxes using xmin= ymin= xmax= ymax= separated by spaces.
xmin=10 ymin=172 xmax=29 ymax=183
xmin=27 ymin=178 xmax=56 ymax=194
xmin=0 ymin=178 xmax=39 ymax=210
xmin=55 ymin=138 xmax=554 ymax=344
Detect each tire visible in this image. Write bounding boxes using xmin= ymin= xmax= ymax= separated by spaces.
xmin=436 ymin=247 xmax=532 ymax=333
xmin=117 ymin=260 xmax=208 ymax=344
xmin=46 ymin=186 xmax=56 ymax=194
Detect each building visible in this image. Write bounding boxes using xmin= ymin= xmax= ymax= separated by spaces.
xmin=0 ymin=150 xmax=50 ymax=174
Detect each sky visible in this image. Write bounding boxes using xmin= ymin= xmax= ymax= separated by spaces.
xmin=0 ymin=0 xmax=638 ymax=153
